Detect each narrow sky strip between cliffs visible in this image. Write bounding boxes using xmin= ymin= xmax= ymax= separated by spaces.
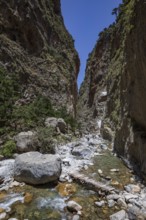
xmin=61 ymin=0 xmax=122 ymax=88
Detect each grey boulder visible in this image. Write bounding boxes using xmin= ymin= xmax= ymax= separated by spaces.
xmin=14 ymin=131 xmax=37 ymax=152
xmin=14 ymin=152 xmax=61 ymax=185
xmin=72 ymin=145 xmax=92 ymax=158
xmin=110 ymin=210 xmax=126 ymax=220
xmin=45 ymin=117 xmax=66 ymax=133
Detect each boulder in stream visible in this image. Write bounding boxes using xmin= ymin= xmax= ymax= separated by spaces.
xmin=14 ymin=152 xmax=61 ymax=185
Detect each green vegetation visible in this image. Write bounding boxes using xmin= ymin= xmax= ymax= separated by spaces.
xmin=0 ymin=66 xmax=78 ymax=132
xmin=0 ymin=66 xmax=20 ymax=126
xmin=33 ymin=127 xmax=56 ymax=154
xmin=0 ymin=140 xmax=16 ymax=158
xmin=0 ymin=66 xmax=78 ymax=135
xmin=12 ymin=96 xmax=78 ymax=131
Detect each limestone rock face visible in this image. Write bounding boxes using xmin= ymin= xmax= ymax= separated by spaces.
xmin=105 ymin=1 xmax=146 ymax=179
xmin=77 ymin=27 xmax=111 ymax=132
xmin=0 ymin=0 xmax=79 ymax=133
xmin=78 ymin=0 xmax=146 ymax=179
xmin=14 ymin=152 xmax=61 ymax=185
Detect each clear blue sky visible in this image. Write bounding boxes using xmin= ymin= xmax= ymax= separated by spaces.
xmin=61 ymin=0 xmax=122 ymax=87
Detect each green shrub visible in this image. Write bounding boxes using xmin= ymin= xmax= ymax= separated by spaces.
xmin=12 ymin=96 xmax=56 ymax=129
xmin=1 ymin=140 xmax=16 ymax=158
xmin=12 ymin=97 xmax=78 ymax=131
xmin=34 ymin=127 xmax=56 ymax=154
xmin=0 ymin=67 xmax=20 ymax=121
xmin=55 ymin=107 xmax=78 ymax=131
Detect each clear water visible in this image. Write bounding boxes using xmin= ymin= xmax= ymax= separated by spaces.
xmin=0 ymin=150 xmax=135 ymax=220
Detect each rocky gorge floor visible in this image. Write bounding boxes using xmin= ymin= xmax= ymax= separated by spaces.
xmin=0 ymin=133 xmax=146 ymax=220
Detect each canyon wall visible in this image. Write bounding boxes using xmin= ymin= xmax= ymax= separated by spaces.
xmin=78 ymin=0 xmax=146 ymax=178
xmin=0 ymin=0 xmax=79 ymax=133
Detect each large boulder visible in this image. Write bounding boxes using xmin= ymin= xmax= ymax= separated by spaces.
xmin=14 ymin=152 xmax=61 ymax=185
xmin=45 ymin=117 xmax=66 ymax=133
xmin=14 ymin=131 xmax=37 ymax=152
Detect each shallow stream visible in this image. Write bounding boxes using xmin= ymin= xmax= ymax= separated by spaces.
xmin=0 ymin=135 xmax=138 ymax=220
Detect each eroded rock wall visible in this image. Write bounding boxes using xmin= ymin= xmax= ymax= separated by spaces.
xmin=78 ymin=0 xmax=146 ymax=178
xmin=0 ymin=0 xmax=79 ymax=126
xmin=77 ymin=27 xmax=112 ymax=132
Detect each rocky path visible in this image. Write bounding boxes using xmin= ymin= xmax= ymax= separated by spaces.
xmin=56 ymin=134 xmax=107 ymax=183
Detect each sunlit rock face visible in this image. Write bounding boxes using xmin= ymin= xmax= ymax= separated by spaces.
xmin=77 ymin=29 xmax=112 ymax=133
xmin=78 ymin=0 xmax=146 ymax=179
xmin=0 ymin=0 xmax=79 ymax=120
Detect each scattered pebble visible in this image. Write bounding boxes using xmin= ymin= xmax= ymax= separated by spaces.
xmin=0 ymin=212 xmax=7 ymax=220
xmin=110 ymin=210 xmax=126 ymax=220
xmin=72 ymin=215 xmax=80 ymax=220
xmin=110 ymin=169 xmax=119 ymax=172
xmin=98 ymin=169 xmax=103 ymax=175
xmin=108 ymin=199 xmax=115 ymax=207
xmin=95 ymin=200 xmax=105 ymax=207
xmin=67 ymin=201 xmax=82 ymax=212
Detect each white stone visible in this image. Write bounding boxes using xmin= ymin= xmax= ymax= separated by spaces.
xmin=95 ymin=200 xmax=105 ymax=207
xmin=125 ymin=184 xmax=141 ymax=193
xmin=9 ymin=181 xmax=20 ymax=188
xmin=110 ymin=169 xmax=120 ymax=172
xmin=72 ymin=215 xmax=80 ymax=220
xmin=107 ymin=194 xmax=120 ymax=200
xmin=124 ymin=193 xmax=138 ymax=201
xmin=98 ymin=169 xmax=103 ymax=174
xmin=67 ymin=201 xmax=82 ymax=212
xmin=0 ymin=213 xmax=7 ymax=220
xmin=117 ymin=198 xmax=127 ymax=209
xmin=8 ymin=218 xmax=18 ymax=220
xmin=108 ymin=199 xmax=115 ymax=207
xmin=110 ymin=210 xmax=126 ymax=220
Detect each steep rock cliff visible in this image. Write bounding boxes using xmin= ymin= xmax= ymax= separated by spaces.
xmin=0 ymin=0 xmax=79 ymax=133
xmin=77 ymin=27 xmax=112 ymax=132
xmin=78 ymin=0 xmax=146 ymax=178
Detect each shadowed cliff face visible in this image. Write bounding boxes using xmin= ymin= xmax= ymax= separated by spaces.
xmin=113 ymin=0 xmax=146 ymax=178
xmin=78 ymin=0 xmax=146 ymax=178
xmin=0 ymin=0 xmax=79 ymax=122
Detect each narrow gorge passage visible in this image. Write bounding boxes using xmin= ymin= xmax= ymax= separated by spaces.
xmin=0 ymin=0 xmax=146 ymax=220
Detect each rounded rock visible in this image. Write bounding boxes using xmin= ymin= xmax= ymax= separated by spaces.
xmin=67 ymin=201 xmax=82 ymax=212
xmin=14 ymin=152 xmax=61 ymax=185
